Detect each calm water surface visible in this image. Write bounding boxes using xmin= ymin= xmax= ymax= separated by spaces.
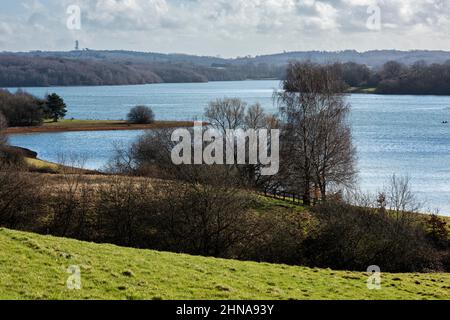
xmin=7 ymin=81 xmax=450 ymax=214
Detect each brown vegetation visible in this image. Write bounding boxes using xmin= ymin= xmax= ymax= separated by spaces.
xmin=0 ymin=89 xmax=45 ymax=127
xmin=0 ymin=168 xmax=447 ymax=273
xmin=5 ymin=120 xmax=195 ymax=134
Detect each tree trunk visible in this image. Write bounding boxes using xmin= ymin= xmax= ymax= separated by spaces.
xmin=303 ymin=178 xmax=311 ymax=206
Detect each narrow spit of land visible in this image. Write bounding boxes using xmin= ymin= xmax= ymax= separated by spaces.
xmin=5 ymin=120 xmax=195 ymax=135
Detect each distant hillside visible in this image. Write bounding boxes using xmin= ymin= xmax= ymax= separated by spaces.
xmin=242 ymin=50 xmax=450 ymax=67
xmin=8 ymin=50 xmax=226 ymax=66
xmin=2 ymin=49 xmax=450 ymax=87
xmin=8 ymin=49 xmax=450 ymax=67
xmin=0 ymin=54 xmax=283 ymax=87
xmin=1 ymin=227 xmax=449 ymax=300
xmin=0 ymin=55 xmax=163 ymax=87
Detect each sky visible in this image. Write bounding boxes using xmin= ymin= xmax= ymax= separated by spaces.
xmin=1 ymin=0 xmax=450 ymax=57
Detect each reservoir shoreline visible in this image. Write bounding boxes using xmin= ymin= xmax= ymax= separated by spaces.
xmin=5 ymin=120 xmax=195 ymax=135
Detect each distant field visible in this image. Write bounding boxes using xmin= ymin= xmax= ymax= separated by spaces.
xmin=24 ymin=158 xmax=98 ymax=174
xmin=0 ymin=228 xmax=449 ymax=300
xmin=5 ymin=120 xmax=195 ymax=134
xmin=347 ymin=87 xmax=377 ymax=94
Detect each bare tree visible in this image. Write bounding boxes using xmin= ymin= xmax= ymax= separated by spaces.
xmin=153 ymin=166 xmax=258 ymax=257
xmin=312 ymin=101 xmax=357 ymax=199
xmin=106 ymin=142 xmax=139 ymax=175
xmin=205 ymin=98 xmax=276 ymax=132
xmin=47 ymin=154 xmax=90 ymax=237
xmin=381 ymin=61 xmax=405 ymax=79
xmin=386 ymin=174 xmax=422 ymax=215
xmin=0 ymin=167 xmax=43 ymax=229
xmin=277 ymin=62 xmax=356 ymax=205
xmin=96 ymin=176 xmax=155 ymax=247
xmin=204 ymin=98 xmax=246 ymax=133
xmin=0 ymin=111 xmax=7 ymax=147
xmin=204 ymin=98 xmax=279 ymax=189
xmin=108 ymin=124 xmax=259 ymax=255
xmin=0 ymin=112 xmax=28 ymax=168
xmin=244 ymin=103 xmax=267 ymax=129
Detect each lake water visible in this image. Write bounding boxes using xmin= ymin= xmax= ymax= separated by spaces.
xmin=7 ymin=81 xmax=450 ymax=215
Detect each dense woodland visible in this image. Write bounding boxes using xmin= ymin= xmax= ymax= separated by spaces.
xmin=11 ymin=49 xmax=450 ymax=67
xmin=0 ymin=55 xmax=284 ymax=87
xmin=342 ymin=60 xmax=450 ymax=95
xmin=2 ymin=53 xmax=450 ymax=95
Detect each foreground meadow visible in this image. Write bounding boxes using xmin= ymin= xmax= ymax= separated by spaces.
xmin=0 ymin=228 xmax=449 ymax=300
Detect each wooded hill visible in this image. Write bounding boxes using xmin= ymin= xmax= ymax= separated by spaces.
xmin=3 ymin=50 xmax=450 ymax=94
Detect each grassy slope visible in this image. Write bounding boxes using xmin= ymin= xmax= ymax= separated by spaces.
xmin=24 ymin=158 xmax=98 ymax=175
xmin=347 ymin=87 xmax=377 ymax=94
xmin=0 ymin=228 xmax=449 ymax=300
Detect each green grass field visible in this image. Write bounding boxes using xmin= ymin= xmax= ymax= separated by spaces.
xmin=25 ymin=157 xmax=60 ymax=171
xmin=0 ymin=228 xmax=449 ymax=300
xmin=347 ymin=87 xmax=377 ymax=94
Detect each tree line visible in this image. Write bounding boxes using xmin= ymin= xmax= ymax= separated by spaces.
xmin=342 ymin=60 xmax=450 ymax=95
xmin=16 ymin=49 xmax=450 ymax=69
xmin=4 ymin=54 xmax=450 ymax=95
xmin=0 ymin=90 xmax=67 ymax=126
xmin=0 ymin=55 xmax=284 ymax=87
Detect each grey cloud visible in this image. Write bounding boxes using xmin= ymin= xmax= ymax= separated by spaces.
xmin=0 ymin=0 xmax=450 ymax=56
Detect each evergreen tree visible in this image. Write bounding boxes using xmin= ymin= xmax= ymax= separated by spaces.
xmin=46 ymin=93 xmax=67 ymax=122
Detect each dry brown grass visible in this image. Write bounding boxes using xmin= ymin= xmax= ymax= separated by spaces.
xmin=6 ymin=120 xmax=195 ymax=135
xmin=40 ymin=172 xmax=169 ymax=192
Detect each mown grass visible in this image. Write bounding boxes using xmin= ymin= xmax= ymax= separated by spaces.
xmin=0 ymin=228 xmax=449 ymax=300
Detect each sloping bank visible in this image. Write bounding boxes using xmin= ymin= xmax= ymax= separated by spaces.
xmin=0 ymin=228 xmax=449 ymax=300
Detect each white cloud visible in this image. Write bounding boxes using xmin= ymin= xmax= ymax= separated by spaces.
xmin=0 ymin=0 xmax=450 ymax=56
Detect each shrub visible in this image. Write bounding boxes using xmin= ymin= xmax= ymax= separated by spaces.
xmin=237 ymin=209 xmax=315 ymax=265
xmin=426 ymin=214 xmax=449 ymax=250
xmin=0 ymin=147 xmax=26 ymax=168
xmin=0 ymin=167 xmax=43 ymax=229
xmin=0 ymin=111 xmax=7 ymax=146
xmin=0 ymin=89 xmax=45 ymax=127
xmin=95 ymin=177 xmax=155 ymax=247
xmin=150 ymin=181 xmax=256 ymax=257
xmin=302 ymin=202 xmax=439 ymax=272
xmin=127 ymin=106 xmax=155 ymax=124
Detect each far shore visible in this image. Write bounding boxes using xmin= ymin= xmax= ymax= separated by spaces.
xmin=5 ymin=119 xmax=195 ymax=135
